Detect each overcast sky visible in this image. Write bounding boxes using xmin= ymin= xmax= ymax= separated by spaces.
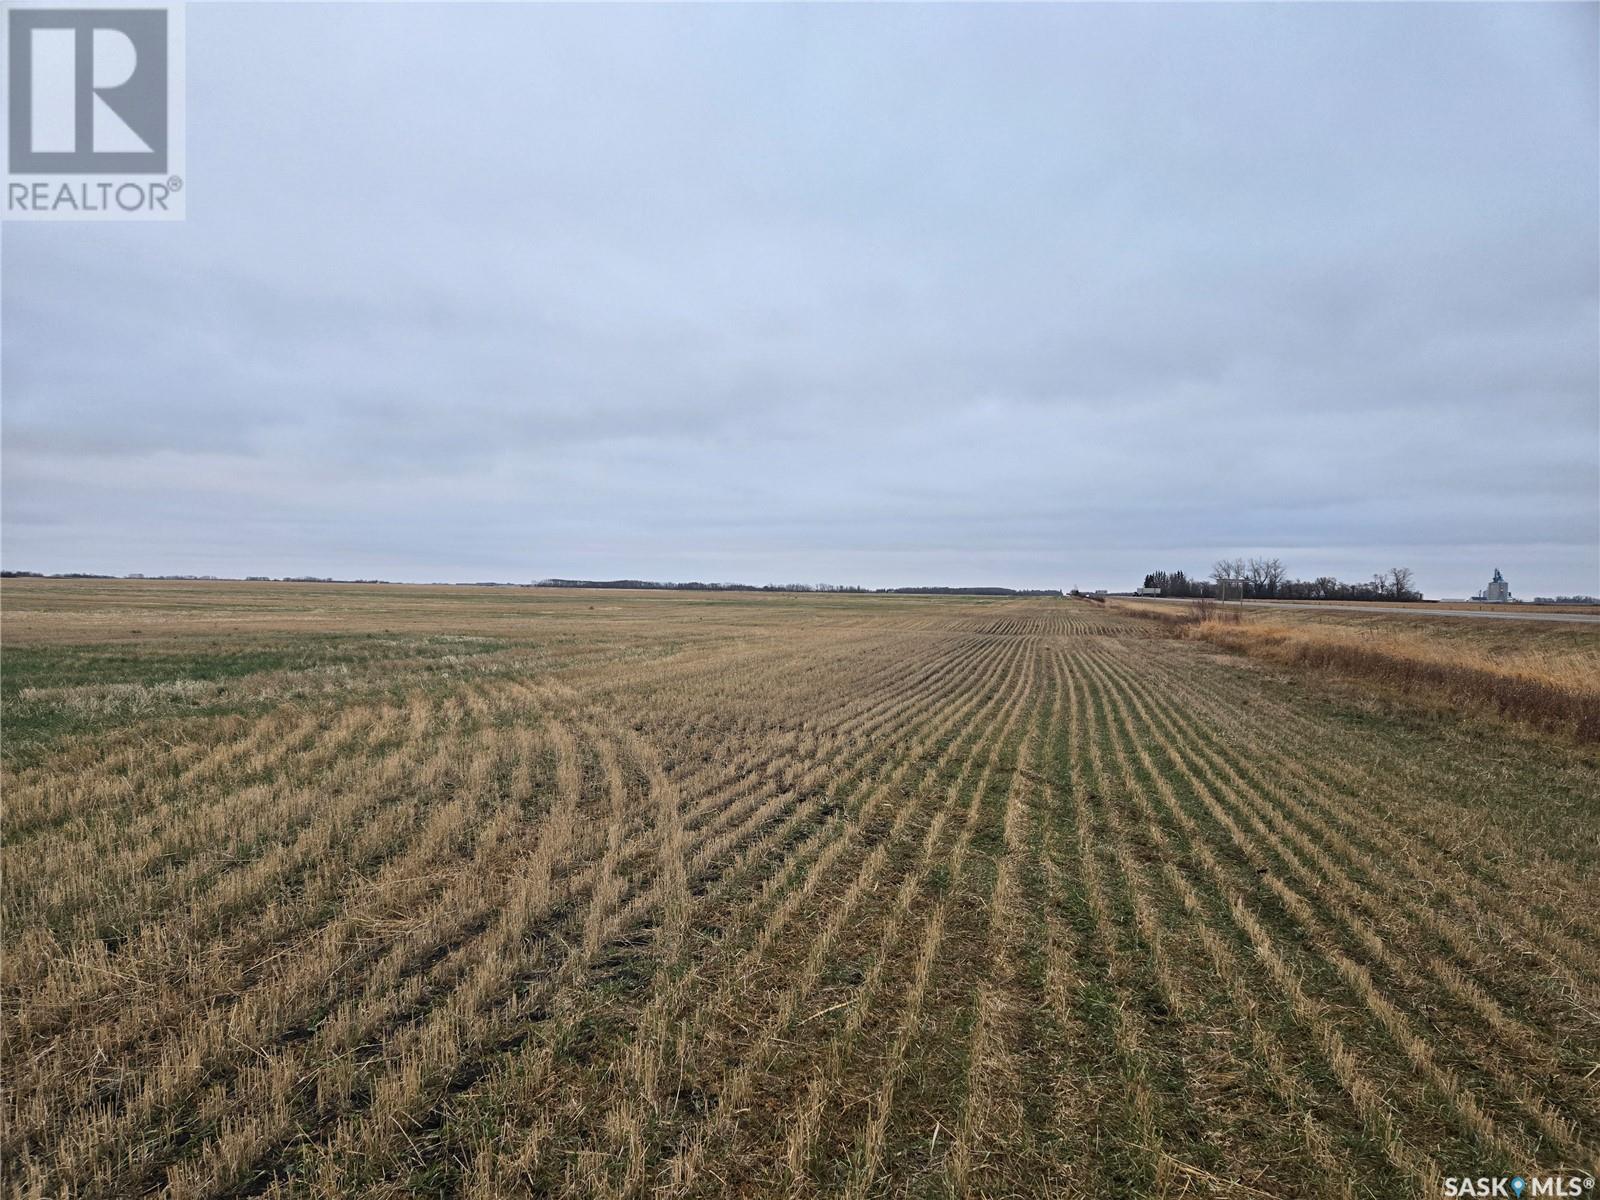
xmin=4 ymin=3 xmax=1597 ymax=596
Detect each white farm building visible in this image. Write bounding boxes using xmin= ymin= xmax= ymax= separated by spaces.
xmin=1478 ymin=569 xmax=1512 ymax=603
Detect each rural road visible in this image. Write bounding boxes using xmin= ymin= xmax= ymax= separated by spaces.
xmin=1119 ymin=596 xmax=1600 ymax=625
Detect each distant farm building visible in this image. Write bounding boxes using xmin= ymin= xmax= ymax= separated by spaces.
xmin=1134 ymin=586 xmax=1162 ymax=596
xmin=1477 ymin=569 xmax=1512 ymax=603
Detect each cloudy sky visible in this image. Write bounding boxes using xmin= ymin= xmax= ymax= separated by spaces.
xmin=4 ymin=3 xmax=1596 ymax=596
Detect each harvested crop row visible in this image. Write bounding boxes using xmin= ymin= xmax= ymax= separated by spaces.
xmin=2 ymin=585 xmax=1594 ymax=1200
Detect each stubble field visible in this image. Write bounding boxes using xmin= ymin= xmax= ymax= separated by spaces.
xmin=3 ymin=580 xmax=1597 ymax=1199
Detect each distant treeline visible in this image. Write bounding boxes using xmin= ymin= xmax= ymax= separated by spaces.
xmin=2 ymin=571 xmax=394 ymax=583
xmin=4 ymin=570 xmax=1065 ymax=598
xmin=535 ymin=579 xmax=1062 ymax=597
xmin=536 ymin=578 xmax=868 ymax=592
xmin=1 ymin=570 xmax=114 ymax=579
xmin=879 ymin=586 xmax=1063 ymax=597
xmin=1143 ymin=558 xmax=1421 ymax=602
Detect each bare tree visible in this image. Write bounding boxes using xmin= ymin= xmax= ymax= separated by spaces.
xmin=1246 ymin=558 xmax=1268 ymax=592
xmin=1247 ymin=556 xmax=1287 ymax=598
xmin=1388 ymin=566 xmax=1417 ymax=601
xmin=1212 ymin=557 xmax=1245 ymax=584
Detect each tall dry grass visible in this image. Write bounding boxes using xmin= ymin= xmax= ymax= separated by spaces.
xmin=1206 ymin=620 xmax=1598 ymax=741
xmin=1116 ymin=602 xmax=1600 ymax=742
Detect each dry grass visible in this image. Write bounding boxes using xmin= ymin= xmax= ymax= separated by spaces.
xmin=1112 ymin=599 xmax=1600 ymax=742
xmin=2 ymin=580 xmax=1597 ymax=1199
xmin=1373 ymin=600 xmax=1599 ymax=616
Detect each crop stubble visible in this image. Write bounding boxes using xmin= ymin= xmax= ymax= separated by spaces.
xmin=2 ymin=583 xmax=1596 ymax=1198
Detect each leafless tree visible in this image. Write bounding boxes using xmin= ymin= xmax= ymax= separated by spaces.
xmin=1212 ymin=558 xmax=1246 ymax=584
xmin=1247 ymin=556 xmax=1287 ymax=597
xmin=1388 ymin=566 xmax=1417 ymax=600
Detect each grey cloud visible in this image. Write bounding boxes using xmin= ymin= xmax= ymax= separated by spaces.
xmin=3 ymin=2 xmax=1595 ymax=596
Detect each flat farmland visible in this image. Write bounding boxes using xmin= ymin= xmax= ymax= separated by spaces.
xmin=3 ymin=580 xmax=1597 ymax=1199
